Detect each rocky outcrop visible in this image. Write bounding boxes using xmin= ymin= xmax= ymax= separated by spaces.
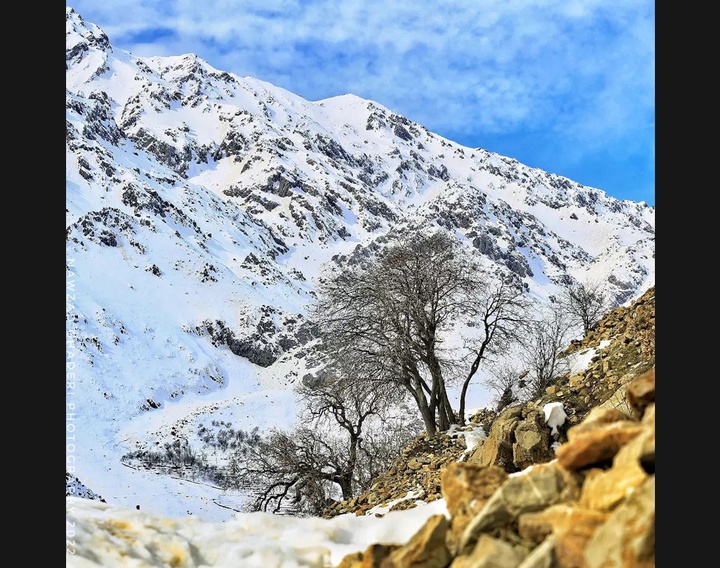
xmin=333 ymin=287 xmax=655 ymax=567
xmin=66 ymin=472 xmax=105 ymax=502
xmin=441 ymin=463 xmax=508 ymax=553
xmin=336 ymin=368 xmax=655 ymax=567
xmin=324 ymin=287 xmax=655 ymax=520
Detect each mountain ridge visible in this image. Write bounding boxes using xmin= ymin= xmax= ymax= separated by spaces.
xmin=66 ymin=5 xmax=654 ymax=521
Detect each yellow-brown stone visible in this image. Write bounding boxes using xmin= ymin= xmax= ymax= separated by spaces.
xmin=580 ymin=461 xmax=648 ymax=511
xmin=336 ymin=543 xmax=399 ymax=568
xmin=556 ymin=422 xmax=645 ymax=470
xmin=441 ymin=462 xmax=508 ymax=553
xmin=566 ymin=408 xmax=634 ymax=441
xmin=382 ymin=514 xmax=450 ymax=568
xmin=450 ymin=535 xmax=523 ymax=568
xmin=518 ymin=504 xmax=608 ymax=544
xmin=626 ymin=367 xmax=655 ymax=419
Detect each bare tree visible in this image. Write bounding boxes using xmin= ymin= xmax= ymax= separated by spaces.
xmin=311 ymin=229 xmax=534 ymax=434
xmin=457 ymin=278 xmax=531 ymax=424
xmin=558 ymin=279 xmax=612 ymax=335
xmin=311 ymin=229 xmax=482 ymax=436
xmin=232 ymin=369 xmax=414 ymax=515
xmin=482 ymin=362 xmax=528 ymax=412
xmin=295 ymin=370 xmax=402 ymax=501
xmin=519 ymin=303 xmax=575 ymax=398
xmin=312 ymin=231 xmax=478 ymax=435
xmin=232 ymin=425 xmax=338 ymax=515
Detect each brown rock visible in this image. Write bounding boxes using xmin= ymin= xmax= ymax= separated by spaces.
xmin=556 ymin=527 xmax=598 ymax=568
xmin=513 ymin=410 xmax=554 ymax=471
xmin=337 ymin=543 xmax=399 ymax=568
xmin=441 ymin=463 xmax=508 ymax=553
xmin=450 ymin=534 xmax=524 ymax=568
xmin=518 ymin=505 xmax=608 ymax=568
xmin=382 ymin=514 xmax=450 ymax=568
xmin=440 ymin=463 xmax=508 ymax=520
xmin=459 ymin=462 xmax=580 ymax=555
xmin=640 ymin=402 xmax=654 ymax=426
xmin=515 ymin=536 xmax=557 ymax=568
xmin=612 ymin=403 xmax=654 ymax=472
xmin=518 ymin=504 xmax=608 ymax=545
xmin=567 ymin=407 xmax=633 ymax=440
xmin=626 ymin=367 xmax=655 ymax=419
xmin=595 ymin=384 xmax=634 ymax=417
xmin=468 ymin=406 xmax=523 ymax=471
xmin=568 ymin=375 xmax=584 ymax=388
xmin=556 ymin=422 xmax=645 ymax=470
xmin=580 ymin=461 xmax=648 ymax=512
xmin=583 ymin=476 xmax=655 ymax=568
xmin=337 ymin=551 xmax=365 ymax=568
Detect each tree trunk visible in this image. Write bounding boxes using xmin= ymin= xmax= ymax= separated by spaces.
xmin=427 ymin=353 xmax=455 ymax=432
xmin=458 ymin=377 xmax=471 ymax=427
xmin=411 ymin=385 xmax=436 ymax=436
xmin=338 ymin=475 xmax=353 ymax=500
xmin=405 ymin=363 xmax=437 ymax=436
xmin=458 ymin=336 xmax=489 ymax=425
xmin=438 ymin=379 xmax=456 ymax=430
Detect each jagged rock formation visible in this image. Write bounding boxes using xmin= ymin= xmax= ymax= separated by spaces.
xmin=333 ymin=288 xmax=655 ymax=567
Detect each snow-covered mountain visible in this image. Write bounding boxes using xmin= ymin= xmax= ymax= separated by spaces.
xmin=65 ymin=6 xmax=654 ymax=522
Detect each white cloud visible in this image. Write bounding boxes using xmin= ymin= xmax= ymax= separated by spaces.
xmin=67 ymin=1 xmax=653 ymax=126
xmin=67 ymin=0 xmax=654 ymax=203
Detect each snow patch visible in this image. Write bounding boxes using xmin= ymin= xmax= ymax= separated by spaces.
xmin=543 ymin=402 xmax=567 ymax=436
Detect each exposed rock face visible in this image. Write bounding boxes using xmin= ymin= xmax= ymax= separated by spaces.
xmin=626 ymin=367 xmax=655 ymax=419
xmin=512 ymin=410 xmax=554 ymax=470
xmin=451 ymin=535 xmax=523 ymax=568
xmin=336 ymin=368 xmax=655 ymax=568
xmin=338 ymin=515 xmax=451 ymax=568
xmin=66 ymin=472 xmax=105 ymax=502
xmin=467 ymin=406 xmax=523 ymax=470
xmin=333 ymin=287 xmax=656 ymax=568
xmin=458 ymin=461 xmax=582 ymax=556
xmin=583 ymin=476 xmax=655 ymax=568
xmin=385 ymin=515 xmax=451 ymax=568
xmin=336 ymin=544 xmax=400 ymax=568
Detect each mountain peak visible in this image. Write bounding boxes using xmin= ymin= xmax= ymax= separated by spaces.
xmin=66 ymin=6 xmax=111 ymax=56
xmin=65 ymin=8 xmax=654 ymax=522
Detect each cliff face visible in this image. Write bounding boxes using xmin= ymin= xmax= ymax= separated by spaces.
xmin=329 ymin=287 xmax=655 ymax=568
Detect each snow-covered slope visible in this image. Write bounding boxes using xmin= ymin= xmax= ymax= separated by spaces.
xmin=66 ymin=495 xmax=448 ymax=567
xmin=65 ymin=6 xmax=654 ymax=521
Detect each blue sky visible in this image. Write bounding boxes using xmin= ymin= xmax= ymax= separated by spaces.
xmin=66 ymin=1 xmax=655 ymax=206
